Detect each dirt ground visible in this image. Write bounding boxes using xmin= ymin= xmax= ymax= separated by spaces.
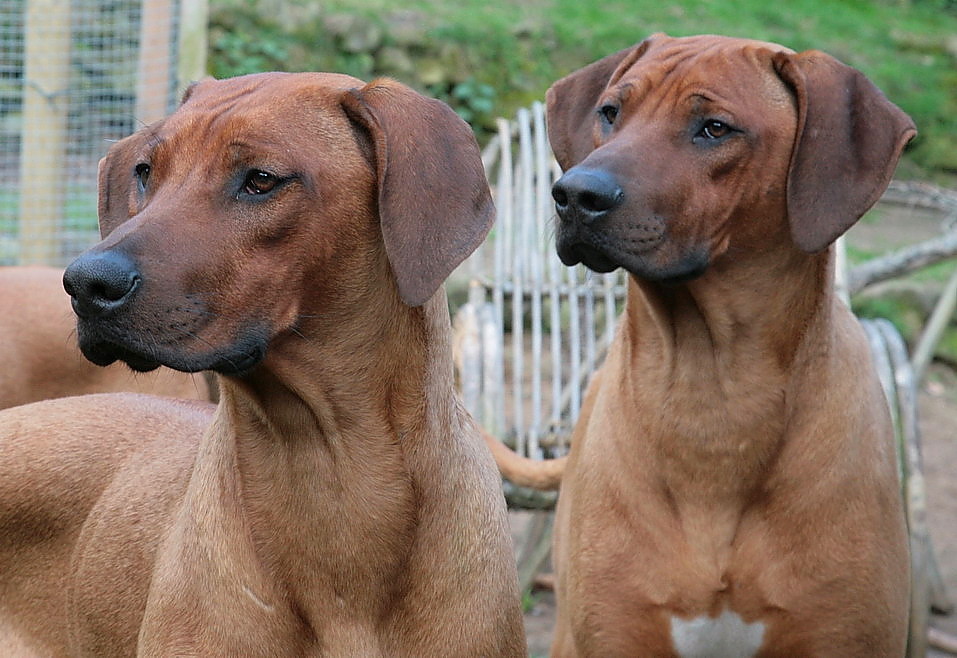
xmin=514 ymin=364 xmax=957 ymax=656
xmin=920 ymin=366 xmax=957 ymax=657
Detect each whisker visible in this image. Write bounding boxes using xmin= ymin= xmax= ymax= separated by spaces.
xmin=168 ymin=325 xmax=215 ymax=351
xmin=176 ymin=307 xmax=332 ymax=321
xmin=143 ymin=328 xmax=166 ymax=363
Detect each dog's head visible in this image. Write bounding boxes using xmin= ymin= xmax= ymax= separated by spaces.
xmin=546 ymin=33 xmax=916 ymax=283
xmin=64 ymin=73 xmax=492 ymax=375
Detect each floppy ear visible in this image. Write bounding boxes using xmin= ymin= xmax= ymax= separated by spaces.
xmin=774 ymin=50 xmax=916 ymax=253
xmin=545 ymin=35 xmax=657 ymax=170
xmin=341 ymin=79 xmax=494 ymax=307
xmin=97 ymin=133 xmax=144 ymax=238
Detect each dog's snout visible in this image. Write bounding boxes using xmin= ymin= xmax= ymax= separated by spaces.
xmin=552 ymin=168 xmax=624 ymax=224
xmin=63 ymin=250 xmax=141 ymax=318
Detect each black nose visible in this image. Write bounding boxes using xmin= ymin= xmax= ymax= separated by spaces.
xmin=552 ymin=168 xmax=624 ymax=225
xmin=63 ymin=250 xmax=141 ymax=319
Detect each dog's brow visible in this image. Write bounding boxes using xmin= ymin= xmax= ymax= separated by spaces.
xmin=605 ymin=82 xmax=636 ymax=107
xmin=686 ymin=92 xmax=723 ymax=114
xmin=145 ymin=131 xmax=165 ymax=152
xmin=226 ymin=140 xmax=283 ymax=162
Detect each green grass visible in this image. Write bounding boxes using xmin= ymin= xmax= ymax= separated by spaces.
xmin=209 ymin=0 xmax=957 ymax=178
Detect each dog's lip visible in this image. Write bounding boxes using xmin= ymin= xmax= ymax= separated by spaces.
xmin=79 ymin=339 xmax=160 ymax=372
xmin=557 ymin=230 xmax=710 ymax=284
xmin=558 ymin=242 xmax=619 ymax=273
xmin=557 ymin=215 xmax=665 ymax=269
xmin=76 ymin=323 xmax=270 ymax=377
xmin=207 ymin=340 xmax=267 ymax=376
xmin=557 ymin=225 xmax=654 ymax=274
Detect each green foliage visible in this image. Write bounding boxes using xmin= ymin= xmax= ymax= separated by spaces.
xmin=440 ymin=79 xmax=497 ymax=129
xmin=936 ymin=326 xmax=957 ymax=365
xmin=208 ymin=0 xmax=957 ymax=176
xmin=853 ymin=294 xmax=927 ymax=340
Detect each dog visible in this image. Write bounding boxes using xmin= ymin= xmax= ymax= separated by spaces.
xmin=0 ymin=72 xmax=526 ymax=656
xmin=0 ymin=266 xmax=214 ymax=410
xmin=491 ymin=33 xmax=915 ymax=656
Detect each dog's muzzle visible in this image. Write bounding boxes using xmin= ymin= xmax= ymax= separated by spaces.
xmin=63 ymin=249 xmax=269 ymax=375
xmin=552 ymin=167 xmax=627 ymax=272
xmin=63 ymin=249 xmax=141 ymax=320
xmin=62 ymin=249 xmax=158 ymax=370
xmin=552 ymin=167 xmax=624 ymax=226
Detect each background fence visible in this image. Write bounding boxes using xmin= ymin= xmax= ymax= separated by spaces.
xmin=0 ymin=0 xmax=206 ymax=266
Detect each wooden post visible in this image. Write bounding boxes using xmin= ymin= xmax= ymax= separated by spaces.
xmin=912 ymin=265 xmax=957 ymax=382
xmin=18 ymin=0 xmax=71 ymax=264
xmin=135 ymin=0 xmax=207 ymax=125
xmin=135 ymin=0 xmax=174 ymax=125
xmin=177 ymin=0 xmax=209 ymax=95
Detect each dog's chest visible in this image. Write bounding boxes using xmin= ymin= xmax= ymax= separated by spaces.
xmin=669 ymin=610 xmax=765 ymax=658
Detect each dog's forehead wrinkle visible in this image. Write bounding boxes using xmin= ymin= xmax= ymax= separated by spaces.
xmin=173 ymin=81 xmax=352 ymax=142
xmin=619 ymin=41 xmax=793 ymax=119
xmin=150 ymin=107 xmax=356 ymax=188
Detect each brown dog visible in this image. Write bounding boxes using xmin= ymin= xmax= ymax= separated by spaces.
xmin=0 ymin=73 xmax=525 ymax=656
xmin=0 ymin=266 xmax=213 ymax=410
xmin=496 ymin=34 xmax=915 ymax=656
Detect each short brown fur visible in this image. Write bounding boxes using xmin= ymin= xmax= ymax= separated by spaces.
xmin=492 ymin=34 xmax=914 ymax=656
xmin=0 ymin=73 xmax=525 ymax=657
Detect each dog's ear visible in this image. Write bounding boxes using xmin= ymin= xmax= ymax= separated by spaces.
xmin=341 ymin=79 xmax=494 ymax=307
xmin=774 ymin=51 xmax=916 ymax=253
xmin=97 ymin=133 xmax=144 ymax=238
xmin=545 ymin=35 xmax=658 ymax=170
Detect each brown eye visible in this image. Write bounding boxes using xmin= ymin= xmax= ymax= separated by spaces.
xmin=599 ymin=104 xmax=619 ymax=125
xmin=243 ymin=170 xmax=279 ymax=195
xmin=134 ymin=163 xmax=151 ymax=190
xmin=700 ymin=120 xmax=732 ymax=140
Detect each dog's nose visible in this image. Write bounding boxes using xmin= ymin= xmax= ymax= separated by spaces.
xmin=552 ymin=168 xmax=624 ymax=225
xmin=63 ymin=250 xmax=141 ymax=318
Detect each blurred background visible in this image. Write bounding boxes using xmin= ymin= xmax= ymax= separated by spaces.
xmin=2 ymin=2 xmax=957 ymax=654
xmin=1 ymin=0 xmax=956 ymax=268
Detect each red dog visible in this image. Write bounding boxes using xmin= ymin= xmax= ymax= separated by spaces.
xmin=495 ymin=34 xmax=915 ymax=656
xmin=0 ymin=73 xmax=525 ymax=656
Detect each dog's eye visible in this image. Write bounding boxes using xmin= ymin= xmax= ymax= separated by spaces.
xmin=598 ymin=104 xmax=619 ymax=125
xmin=243 ymin=170 xmax=279 ymax=195
xmin=699 ymin=120 xmax=732 ymax=140
xmin=134 ymin=163 xmax=151 ymax=190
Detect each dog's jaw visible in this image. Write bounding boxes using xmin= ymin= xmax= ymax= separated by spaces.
xmin=556 ymin=218 xmax=710 ymax=285
xmin=74 ymin=312 xmax=270 ymax=376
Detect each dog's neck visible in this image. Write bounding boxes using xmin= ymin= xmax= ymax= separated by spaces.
xmin=221 ymin=288 xmax=453 ymax=444
xmin=613 ymin=242 xmax=836 ymax=507
xmin=185 ymin=284 xmax=461 ymax=626
xmin=216 ymin=279 xmax=457 ymax=483
xmin=627 ymin=243 xmax=834 ymax=377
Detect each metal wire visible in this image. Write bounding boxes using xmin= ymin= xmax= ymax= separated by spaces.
xmin=1 ymin=0 xmax=183 ymax=266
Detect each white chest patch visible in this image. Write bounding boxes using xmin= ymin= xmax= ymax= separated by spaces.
xmin=670 ymin=610 xmax=765 ymax=658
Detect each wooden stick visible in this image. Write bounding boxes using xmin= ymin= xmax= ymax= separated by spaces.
xmin=847 ymin=231 xmax=957 ymax=296
xmin=19 ymin=0 xmax=71 ymax=264
xmin=912 ymin=265 xmax=957 ymax=381
xmin=929 ymin=627 xmax=957 ymax=654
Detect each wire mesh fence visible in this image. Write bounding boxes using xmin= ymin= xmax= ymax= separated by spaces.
xmin=0 ymin=0 xmax=204 ymax=266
